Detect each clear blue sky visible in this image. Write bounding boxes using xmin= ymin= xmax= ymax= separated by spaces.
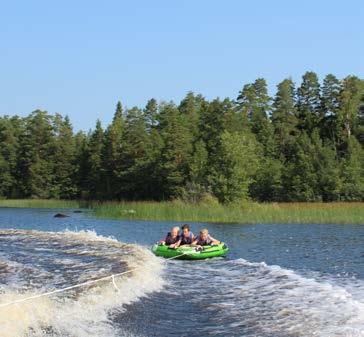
xmin=1 ymin=0 xmax=363 ymax=131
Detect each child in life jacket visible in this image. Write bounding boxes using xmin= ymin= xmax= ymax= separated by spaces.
xmin=160 ymin=226 xmax=180 ymax=248
xmin=193 ymin=228 xmax=220 ymax=246
xmin=178 ymin=224 xmax=195 ymax=246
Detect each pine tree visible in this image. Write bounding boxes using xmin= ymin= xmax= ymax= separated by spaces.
xmin=237 ymin=78 xmax=275 ymax=155
xmin=84 ymin=120 xmax=104 ymax=198
xmin=223 ymin=98 xmax=246 ymax=134
xmin=357 ymin=88 xmax=364 ymax=145
xmin=250 ymin=157 xmax=283 ymax=201
xmin=101 ymin=101 xmax=124 ymax=199
xmin=340 ymin=137 xmax=364 ymax=200
xmin=199 ymin=98 xmax=234 ymax=167
xmin=0 ymin=116 xmax=20 ymax=197
xmin=119 ymin=106 xmax=153 ymax=199
xmin=156 ymin=102 xmax=193 ymax=199
xmin=144 ymin=98 xmax=158 ymax=132
xmin=315 ymin=141 xmax=342 ymax=201
xmin=237 ymin=79 xmax=271 ymax=128
xmin=299 ymin=130 xmax=341 ymax=201
xmin=283 ymin=132 xmax=318 ymax=201
xmin=237 ymin=82 xmax=256 ymax=119
xmin=0 ymin=152 xmax=9 ymax=197
xmin=147 ymin=126 xmax=164 ymax=199
xmin=271 ymin=78 xmax=298 ymax=159
xmin=143 ymin=99 xmax=164 ymax=199
xmin=179 ymin=92 xmax=205 ymax=141
xmin=17 ymin=110 xmax=56 ymax=198
xmin=212 ymin=130 xmax=261 ymax=203
xmin=321 ymin=74 xmax=341 ymax=116
xmin=199 ymin=99 xmax=225 ymax=156
xmin=73 ymin=130 xmax=89 ymax=198
xmin=320 ymin=74 xmax=342 ymax=143
xmin=184 ymin=139 xmax=209 ymax=202
xmin=337 ymin=76 xmax=364 ymax=148
xmin=296 ymin=71 xmax=321 ymax=133
xmin=52 ymin=114 xmax=77 ymax=198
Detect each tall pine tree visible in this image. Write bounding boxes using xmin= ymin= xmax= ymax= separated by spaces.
xmin=101 ymin=101 xmax=124 ymax=199
xmin=296 ymin=71 xmax=321 ymax=133
xmin=85 ymin=120 xmax=104 ymax=198
xmin=320 ymin=74 xmax=342 ymax=143
xmin=0 ymin=116 xmax=21 ymax=197
xmin=52 ymin=114 xmax=77 ymax=198
xmin=119 ymin=106 xmax=154 ymax=199
xmin=237 ymin=78 xmax=275 ymax=155
xmin=156 ymin=102 xmax=193 ymax=199
xmin=17 ymin=110 xmax=56 ymax=198
xmin=271 ymin=78 xmax=298 ymax=159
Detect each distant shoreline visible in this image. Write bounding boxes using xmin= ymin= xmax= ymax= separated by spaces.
xmin=0 ymin=199 xmax=363 ymax=224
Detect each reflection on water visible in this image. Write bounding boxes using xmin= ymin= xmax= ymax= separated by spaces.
xmin=0 ymin=208 xmax=364 ymax=336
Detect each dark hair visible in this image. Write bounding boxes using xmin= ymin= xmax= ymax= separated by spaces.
xmin=181 ymin=224 xmax=190 ymax=231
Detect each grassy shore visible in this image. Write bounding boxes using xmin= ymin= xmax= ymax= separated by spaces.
xmin=0 ymin=199 xmax=363 ymax=224
xmin=0 ymin=199 xmax=85 ymax=209
xmin=92 ymin=201 xmax=364 ymax=224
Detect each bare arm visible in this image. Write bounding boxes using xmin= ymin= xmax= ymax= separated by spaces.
xmin=210 ymin=236 xmax=220 ymax=245
xmin=172 ymin=239 xmax=182 ymax=248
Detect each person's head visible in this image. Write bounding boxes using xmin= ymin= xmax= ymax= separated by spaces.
xmin=181 ymin=224 xmax=190 ymax=236
xmin=170 ymin=226 xmax=180 ymax=238
xmin=200 ymin=228 xmax=209 ymax=240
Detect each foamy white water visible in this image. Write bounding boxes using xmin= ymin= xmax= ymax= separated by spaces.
xmin=0 ymin=229 xmax=165 ymax=337
xmin=167 ymin=258 xmax=364 ymax=337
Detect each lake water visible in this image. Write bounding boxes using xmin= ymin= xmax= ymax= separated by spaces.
xmin=0 ymin=207 xmax=364 ymax=337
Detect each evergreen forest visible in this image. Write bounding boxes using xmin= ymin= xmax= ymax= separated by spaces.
xmin=1 ymin=72 xmax=364 ymax=203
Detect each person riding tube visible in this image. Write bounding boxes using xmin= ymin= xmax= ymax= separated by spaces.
xmin=178 ymin=224 xmax=195 ymax=246
xmin=192 ymin=228 xmax=220 ymax=247
xmin=160 ymin=226 xmax=180 ymax=248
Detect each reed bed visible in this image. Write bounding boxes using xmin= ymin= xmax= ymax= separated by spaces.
xmin=1 ymin=199 xmax=363 ymax=224
xmin=93 ymin=201 xmax=364 ymax=224
xmin=0 ymin=199 xmax=85 ymax=209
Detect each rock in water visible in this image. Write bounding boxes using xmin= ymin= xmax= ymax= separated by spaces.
xmin=54 ymin=213 xmax=69 ymax=218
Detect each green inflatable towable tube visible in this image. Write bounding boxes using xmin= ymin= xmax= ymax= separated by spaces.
xmin=151 ymin=243 xmax=229 ymax=260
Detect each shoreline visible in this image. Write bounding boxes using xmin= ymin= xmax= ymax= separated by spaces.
xmin=0 ymin=199 xmax=364 ymax=224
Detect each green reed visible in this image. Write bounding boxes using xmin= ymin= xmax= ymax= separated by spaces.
xmin=93 ymin=201 xmax=364 ymax=224
xmin=0 ymin=199 xmax=85 ymax=209
xmin=1 ymin=199 xmax=363 ymax=224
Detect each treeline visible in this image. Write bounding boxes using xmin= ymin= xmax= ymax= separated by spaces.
xmin=1 ymin=72 xmax=364 ymax=203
